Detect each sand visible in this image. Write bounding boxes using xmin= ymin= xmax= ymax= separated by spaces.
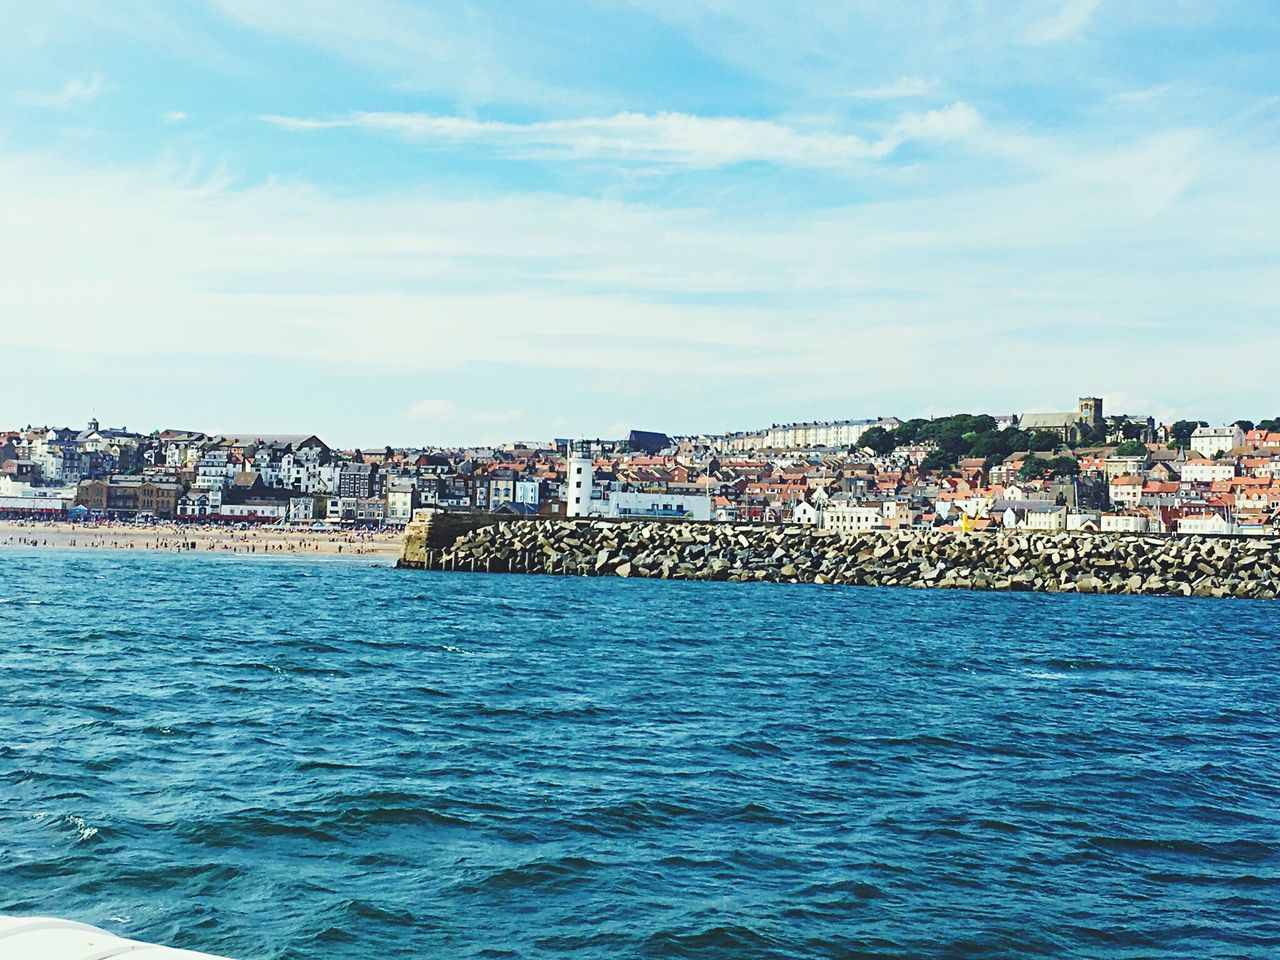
xmin=0 ymin=520 xmax=403 ymax=558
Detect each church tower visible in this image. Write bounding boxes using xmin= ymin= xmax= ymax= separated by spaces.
xmin=1077 ymin=397 xmax=1103 ymax=428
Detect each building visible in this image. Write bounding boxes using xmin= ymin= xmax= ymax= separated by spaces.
xmin=606 ymin=490 xmax=713 ymax=521
xmin=1019 ymin=505 xmax=1070 ymax=532
xmin=75 ymin=476 xmax=181 ymax=518
xmin=385 ymin=478 xmax=420 ymax=526
xmin=627 ymin=430 xmax=673 ymax=454
xmin=1109 ymin=475 xmax=1144 ymax=509
xmin=1019 ymin=397 xmax=1103 ymax=444
xmin=1190 ymin=425 xmax=1244 ymax=458
xmin=1177 ymin=513 xmax=1234 ymax=536
xmin=220 ymin=499 xmax=287 ymax=521
xmin=288 ymin=496 xmax=321 ymax=523
xmin=177 ymin=488 xmax=223 ymax=518
xmin=792 ymin=501 xmax=820 ymax=526
xmin=820 ymin=502 xmax=885 ymax=534
xmin=1102 ymin=512 xmax=1150 ymax=533
xmin=338 ymin=462 xmax=379 ymax=498
xmin=1181 ymin=459 xmax=1236 ymax=484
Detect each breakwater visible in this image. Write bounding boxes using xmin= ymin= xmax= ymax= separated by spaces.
xmin=398 ymin=515 xmax=1280 ymax=599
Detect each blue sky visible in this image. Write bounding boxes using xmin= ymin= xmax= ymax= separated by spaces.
xmin=2 ymin=1 xmax=1278 ymax=446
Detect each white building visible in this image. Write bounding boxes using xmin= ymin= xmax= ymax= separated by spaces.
xmin=177 ymin=488 xmax=223 ymax=518
xmin=1177 ymin=513 xmax=1234 ymax=536
xmin=1018 ymin=504 xmax=1070 ymax=535
xmin=1181 ymin=459 xmax=1236 ymax=484
xmin=1102 ymin=513 xmax=1149 ymax=533
xmin=791 ymin=501 xmax=820 ymax=526
xmin=288 ymin=496 xmax=320 ymax=523
xmin=1066 ymin=511 xmax=1101 ymax=531
xmin=606 ymin=490 xmax=712 ymax=521
xmin=220 ymin=500 xmax=287 ymax=521
xmin=820 ymin=502 xmax=885 ymax=534
xmin=1190 ymin=425 xmax=1243 ymax=458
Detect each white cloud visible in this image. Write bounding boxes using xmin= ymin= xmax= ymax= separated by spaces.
xmin=16 ymin=74 xmax=103 ymax=108
xmin=261 ymin=103 xmax=982 ymax=170
xmin=162 ymin=110 xmax=188 ymax=123
xmin=407 ymin=399 xmax=458 ymax=420
xmin=1024 ymin=0 xmax=1102 ymax=44
xmin=1 ymin=118 xmax=1277 ymax=432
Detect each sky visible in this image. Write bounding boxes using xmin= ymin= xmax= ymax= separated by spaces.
xmin=2 ymin=1 xmax=1278 ymax=447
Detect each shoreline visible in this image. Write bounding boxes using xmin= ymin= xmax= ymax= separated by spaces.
xmin=0 ymin=520 xmax=401 ymax=558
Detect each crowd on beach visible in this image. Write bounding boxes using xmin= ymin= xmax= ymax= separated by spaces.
xmin=0 ymin=519 xmax=401 ymax=557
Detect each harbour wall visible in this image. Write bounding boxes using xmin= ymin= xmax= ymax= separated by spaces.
xmin=397 ymin=516 xmax=1280 ymax=599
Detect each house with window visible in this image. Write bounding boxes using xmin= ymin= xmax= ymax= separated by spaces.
xmin=177 ymin=488 xmax=223 ymax=518
xmin=1190 ymin=424 xmax=1244 ymax=457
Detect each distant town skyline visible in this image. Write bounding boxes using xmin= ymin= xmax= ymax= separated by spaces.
xmin=3 ymin=2 xmax=1279 ymax=445
xmin=2 ymin=397 xmax=1268 ymax=454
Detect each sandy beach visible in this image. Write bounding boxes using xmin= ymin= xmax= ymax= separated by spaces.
xmin=0 ymin=520 xmax=403 ymax=558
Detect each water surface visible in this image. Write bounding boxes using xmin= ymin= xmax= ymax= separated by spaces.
xmin=2 ymin=551 xmax=1278 ymax=958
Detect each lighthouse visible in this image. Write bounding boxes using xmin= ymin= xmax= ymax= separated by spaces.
xmin=565 ymin=441 xmax=592 ymax=518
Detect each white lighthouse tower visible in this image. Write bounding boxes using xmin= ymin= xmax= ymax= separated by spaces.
xmin=565 ymin=441 xmax=592 ymax=518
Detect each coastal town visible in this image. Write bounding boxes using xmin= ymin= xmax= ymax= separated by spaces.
xmin=3 ymin=397 xmax=1280 ymax=538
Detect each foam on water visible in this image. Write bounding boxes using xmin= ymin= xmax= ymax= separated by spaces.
xmin=1 ymin=549 xmax=1279 ymax=959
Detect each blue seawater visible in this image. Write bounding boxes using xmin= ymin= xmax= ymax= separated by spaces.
xmin=1 ymin=550 xmax=1278 ymax=959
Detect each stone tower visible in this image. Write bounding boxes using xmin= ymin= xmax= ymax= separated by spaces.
xmin=1078 ymin=397 xmax=1103 ymax=427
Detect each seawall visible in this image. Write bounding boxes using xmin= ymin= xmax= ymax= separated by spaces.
xmin=397 ymin=516 xmax=1280 ymax=599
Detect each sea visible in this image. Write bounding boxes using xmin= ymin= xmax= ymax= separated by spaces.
xmin=1 ymin=550 xmax=1278 ymax=959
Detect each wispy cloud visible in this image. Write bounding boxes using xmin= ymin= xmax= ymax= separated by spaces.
xmin=261 ymin=104 xmax=982 ymax=170
xmin=407 ymin=400 xmax=524 ymax=432
xmin=16 ymin=74 xmax=104 ymax=108
xmin=1024 ymin=0 xmax=1102 ymax=44
xmin=407 ymin=399 xmax=458 ymax=420
xmin=161 ymin=110 xmax=188 ymax=123
xmin=1108 ymin=84 xmax=1174 ymax=104
xmin=845 ymin=76 xmax=935 ymax=100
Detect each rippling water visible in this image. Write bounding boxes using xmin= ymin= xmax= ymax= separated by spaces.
xmin=2 ymin=550 xmax=1278 ymax=959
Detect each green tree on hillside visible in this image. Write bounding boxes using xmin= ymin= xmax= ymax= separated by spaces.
xmin=1048 ymin=456 xmax=1080 ymax=477
xmin=859 ymin=426 xmax=896 ymax=456
xmin=1018 ymin=456 xmax=1048 ymax=481
xmin=1114 ymin=440 xmax=1150 ymax=458
xmin=1024 ymin=430 xmax=1061 ymax=452
xmin=1169 ymin=420 xmax=1205 ymax=447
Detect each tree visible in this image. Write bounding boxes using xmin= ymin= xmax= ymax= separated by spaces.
xmin=890 ymin=419 xmax=928 ymax=445
xmin=921 ymin=450 xmax=953 ymax=472
xmin=1018 ymin=456 xmax=1048 ymax=481
xmin=1169 ymin=420 xmax=1205 ymax=448
xmin=1082 ymin=422 xmax=1109 ymax=445
xmin=859 ymin=426 xmax=896 ymax=456
xmin=1235 ymin=420 xmax=1255 ymax=433
xmin=1048 ymin=456 xmax=1080 ymax=477
xmin=1025 ymin=431 xmax=1060 ymax=452
xmin=1114 ymin=440 xmax=1150 ymax=458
